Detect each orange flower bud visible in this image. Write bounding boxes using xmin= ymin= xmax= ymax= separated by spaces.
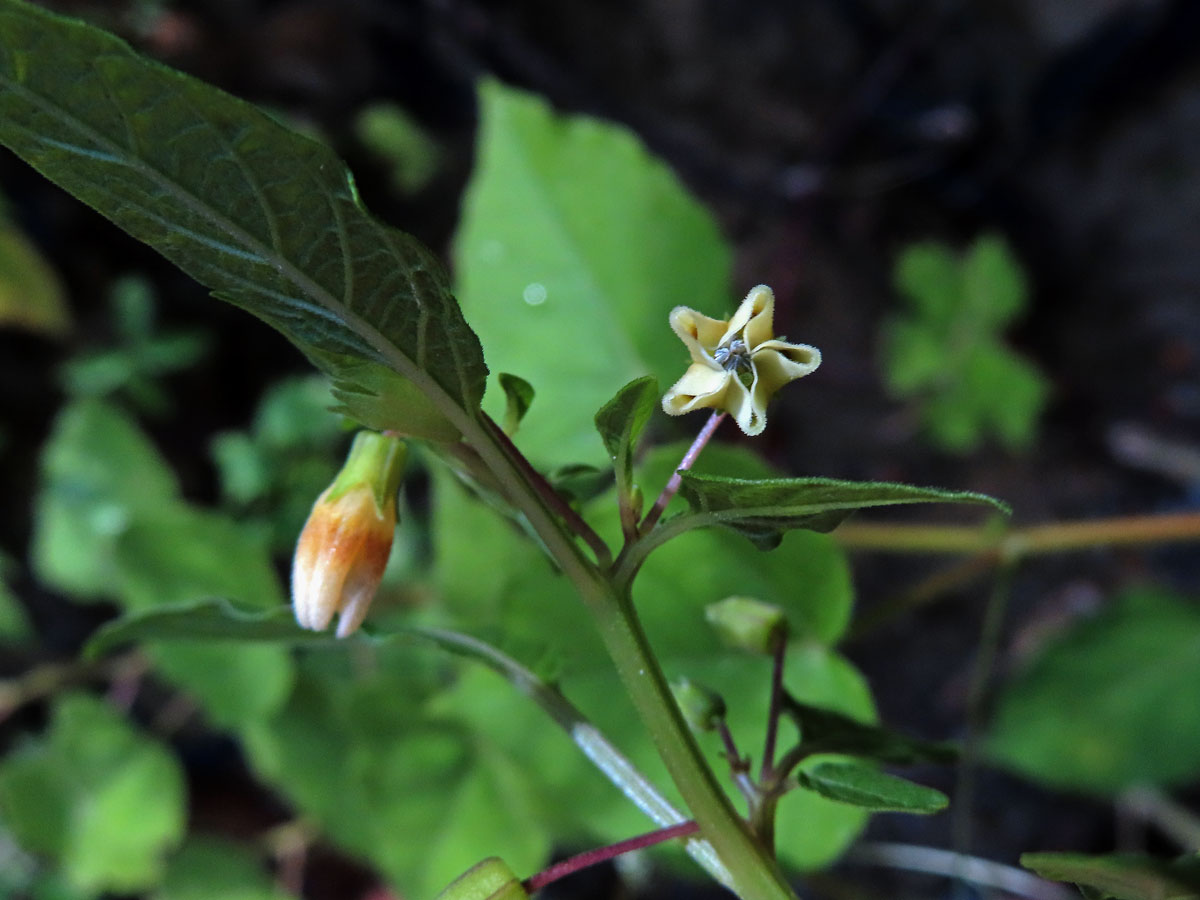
xmin=292 ymin=432 xmax=406 ymax=638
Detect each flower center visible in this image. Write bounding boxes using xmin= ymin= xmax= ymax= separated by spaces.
xmin=713 ymin=338 xmax=751 ymax=373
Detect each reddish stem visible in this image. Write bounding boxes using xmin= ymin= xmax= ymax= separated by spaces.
xmin=523 ymin=821 xmax=701 ymax=893
xmin=639 ymin=412 xmax=725 ymax=535
xmin=759 ymin=636 xmax=786 ymax=782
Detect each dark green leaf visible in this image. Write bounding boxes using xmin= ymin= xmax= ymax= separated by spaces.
xmin=594 ymin=375 xmax=658 ymax=495
xmin=782 ymin=698 xmax=958 ymax=766
xmin=547 ymin=463 xmax=612 ymax=505
xmin=0 ymin=0 xmax=485 ymax=436
xmin=989 ymin=589 xmax=1200 ymax=793
xmin=797 ymin=762 xmax=948 ymax=814
xmin=86 ymin=597 xmax=322 ymax=659
xmin=498 ymin=372 xmax=535 ymax=436
xmin=671 ymin=472 xmax=1008 ymax=550
xmin=1020 ymin=853 xmax=1200 ymax=900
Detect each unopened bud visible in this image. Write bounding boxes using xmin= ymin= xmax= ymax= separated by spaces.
xmin=435 ymin=857 xmax=528 ymax=900
xmin=292 ymin=431 xmax=406 ymax=638
xmin=705 ymin=596 xmax=788 ymax=655
xmin=672 ymin=677 xmax=727 ymax=732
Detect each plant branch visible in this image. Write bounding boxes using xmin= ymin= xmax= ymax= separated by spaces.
xmin=447 ymin=410 xmax=795 ymax=900
xmin=843 ymin=842 xmax=1075 ymax=900
xmin=0 ymin=650 xmax=145 ymax=723
xmin=638 ymin=411 xmax=725 ymax=535
xmin=480 ymin=413 xmax=613 ymax=568
xmin=524 ymin=821 xmax=701 ymax=893
xmin=715 ymin=719 xmax=759 ymax=808
xmin=411 ymin=626 xmax=727 ymax=883
xmin=759 ymin=636 xmax=787 ymax=783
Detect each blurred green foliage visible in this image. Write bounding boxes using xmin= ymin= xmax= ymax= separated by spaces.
xmin=0 ymin=693 xmax=186 ymax=893
xmin=355 ymin=102 xmax=441 ymax=194
xmin=989 ymin=588 xmax=1200 ymax=793
xmin=59 ymin=276 xmax=208 ymax=414
xmin=883 ymin=235 xmax=1049 ymax=453
xmin=210 ymin=375 xmax=348 ymax=552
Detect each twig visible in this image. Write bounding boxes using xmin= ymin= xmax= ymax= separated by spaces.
xmin=524 ymin=821 xmax=700 ymax=893
xmin=843 ymin=842 xmax=1075 ymax=900
xmin=639 ymin=412 xmax=725 ymax=536
xmin=480 ymin=413 xmax=613 ymax=568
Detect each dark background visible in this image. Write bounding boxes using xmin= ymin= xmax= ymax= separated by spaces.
xmin=2 ymin=1 xmax=1199 ymax=898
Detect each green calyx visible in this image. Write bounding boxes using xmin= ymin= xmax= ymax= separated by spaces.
xmin=324 ymin=430 xmax=408 ymax=512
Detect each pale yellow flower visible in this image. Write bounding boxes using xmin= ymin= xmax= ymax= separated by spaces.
xmin=662 ymin=285 xmax=820 ymax=435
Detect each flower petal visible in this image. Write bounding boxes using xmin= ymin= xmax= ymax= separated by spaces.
xmin=739 ymin=285 xmax=777 ymax=352
xmin=725 ymin=374 xmax=765 ymax=436
xmin=663 ymin=363 xmax=734 ymax=416
xmin=726 ymin=285 xmax=774 ymax=349
xmin=669 ymin=306 xmax=730 ymax=363
xmin=751 ymin=341 xmax=821 ymax=397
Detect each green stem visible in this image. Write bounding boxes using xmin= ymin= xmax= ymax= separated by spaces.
xmin=412 ymin=626 xmax=729 ymax=885
xmin=446 ymin=410 xmax=794 ymax=900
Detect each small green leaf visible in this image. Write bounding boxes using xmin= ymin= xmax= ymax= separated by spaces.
xmin=963 ymin=234 xmax=1026 ymax=329
xmin=435 ymin=858 xmax=529 ymax=900
xmin=965 ymin=342 xmax=1049 ymax=450
xmin=0 ymin=693 xmax=186 ymax=892
xmin=883 ymin=320 xmax=949 ymax=394
xmin=0 ymin=0 xmax=486 ymax=433
xmin=894 ymin=242 xmax=960 ymax=327
xmin=355 ymin=103 xmax=441 ymax=195
xmin=1020 ymin=853 xmax=1200 ymax=900
xmin=883 ymin=234 xmax=1045 ymax=453
xmin=797 ymin=762 xmax=948 ymax=814
xmin=0 ymin=215 xmax=69 ymax=336
xmin=783 ymin=699 xmax=958 ymax=765
xmin=498 ymin=373 xmax=535 ymax=436
xmin=671 ymin=472 xmax=1008 ymax=550
xmin=594 ymin=375 xmax=658 ymax=497
xmin=989 ymin=588 xmax=1200 ymax=793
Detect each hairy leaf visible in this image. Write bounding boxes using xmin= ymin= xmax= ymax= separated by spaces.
xmin=797 ymin=763 xmax=948 ymax=814
xmin=498 ymin=373 xmax=535 ymax=436
xmin=782 ymin=699 xmax=958 ymax=766
xmin=594 ymin=375 xmax=658 ymax=497
xmin=1021 ymin=853 xmax=1200 ymax=900
xmin=0 ymin=0 xmax=485 ymax=437
xmin=670 ymin=472 xmax=1008 ymax=550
